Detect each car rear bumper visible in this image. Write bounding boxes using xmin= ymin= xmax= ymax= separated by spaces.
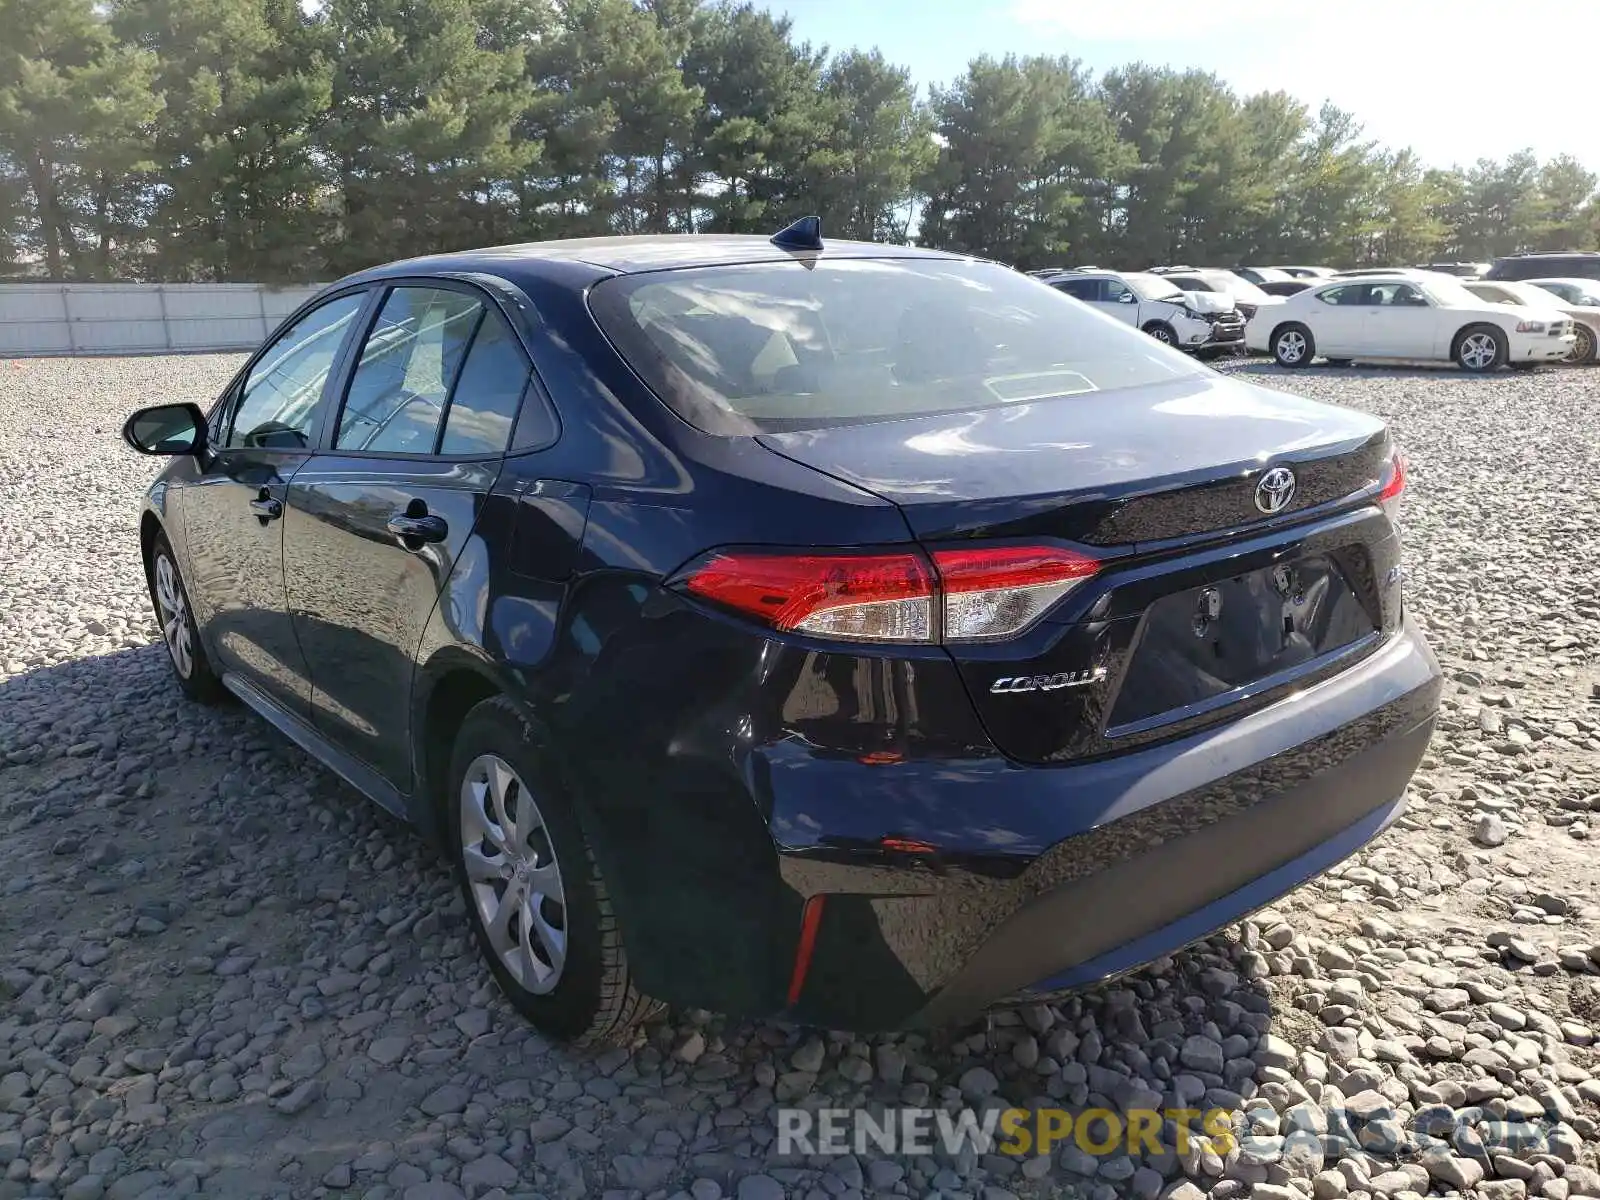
xmin=776 ymin=618 xmax=1440 ymax=1030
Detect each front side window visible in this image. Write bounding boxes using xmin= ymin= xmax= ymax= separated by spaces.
xmin=228 ymin=293 xmax=366 ymax=450
xmin=336 ymin=287 xmax=482 ymax=453
xmin=588 ymin=257 xmax=1206 ymax=435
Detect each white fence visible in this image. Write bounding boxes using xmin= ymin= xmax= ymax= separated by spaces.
xmin=0 ymin=283 xmax=327 ymax=357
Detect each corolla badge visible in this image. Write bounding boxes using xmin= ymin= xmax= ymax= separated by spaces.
xmin=1254 ymin=466 xmax=1297 ymax=515
xmin=990 ymin=668 xmax=1108 ymax=694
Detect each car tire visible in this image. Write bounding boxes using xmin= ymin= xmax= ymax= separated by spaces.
xmin=1568 ymin=323 xmax=1597 ymax=365
xmin=1453 ymin=324 xmax=1507 ymax=372
xmin=146 ymin=532 xmax=225 ymax=704
xmin=1271 ymin=323 xmax=1314 ymax=368
xmin=447 ymin=695 xmax=662 ymax=1046
xmin=1141 ymin=321 xmax=1178 ymax=346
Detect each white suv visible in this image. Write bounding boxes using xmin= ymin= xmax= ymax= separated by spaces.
xmin=1044 ymin=270 xmax=1246 ymax=354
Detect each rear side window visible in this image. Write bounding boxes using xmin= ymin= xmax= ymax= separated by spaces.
xmin=439 ymin=309 xmax=531 ymax=455
xmin=1316 ymin=286 xmax=1361 ymax=306
xmin=336 ymin=287 xmax=481 ymax=453
xmin=229 ymin=293 xmax=365 ymax=449
xmin=590 ymin=258 xmax=1204 ymax=435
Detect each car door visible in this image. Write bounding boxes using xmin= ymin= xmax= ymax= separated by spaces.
xmin=1100 ymin=278 xmax=1142 ymax=326
xmin=1303 ymin=284 xmax=1365 ymax=354
xmin=1364 ymin=283 xmax=1442 ymax=357
xmin=282 ymin=282 xmax=536 ymax=788
xmin=177 ymin=290 xmax=370 ymax=718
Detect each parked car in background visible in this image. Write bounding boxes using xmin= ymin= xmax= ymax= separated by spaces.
xmin=1044 ymin=268 xmax=1246 ymax=354
xmin=1332 ymin=268 xmax=1443 ymax=279
xmin=1269 ymin=266 xmax=1338 ymax=280
xmin=1524 ymin=277 xmax=1600 ymax=307
xmin=117 ymin=224 xmax=1440 ymax=1041
xmin=1485 ymin=251 xmax=1600 ymax=282
xmin=1258 ymin=279 xmax=1312 ymax=297
xmin=1232 ymin=267 xmax=1298 ymax=285
xmin=1248 ymin=273 xmax=1575 ymax=371
xmin=1413 ymin=262 xmax=1489 ymax=279
xmin=1147 ymin=267 xmax=1283 ymax=321
xmin=1464 ymin=279 xmax=1600 ymax=364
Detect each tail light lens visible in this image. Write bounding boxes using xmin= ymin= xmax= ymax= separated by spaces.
xmin=1378 ymin=450 xmax=1407 ymax=526
xmin=680 ymin=550 xmax=935 ymax=643
xmin=677 ymin=544 xmax=1100 ymax=644
xmin=932 ymin=545 xmax=1101 ymax=641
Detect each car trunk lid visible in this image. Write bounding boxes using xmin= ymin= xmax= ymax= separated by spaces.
xmin=757 ymin=372 xmax=1402 ymax=764
xmin=755 ymin=372 xmax=1390 ymax=548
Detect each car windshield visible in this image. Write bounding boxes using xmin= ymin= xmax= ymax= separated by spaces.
xmin=1124 ymin=273 xmax=1187 ymax=303
xmin=588 ymin=258 xmax=1206 ymax=434
xmin=1248 ymin=268 xmax=1295 ymax=283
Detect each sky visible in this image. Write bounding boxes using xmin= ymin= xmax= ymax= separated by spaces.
xmin=762 ymin=0 xmax=1600 ymax=173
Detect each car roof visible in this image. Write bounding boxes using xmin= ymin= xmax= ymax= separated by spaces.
xmin=1313 ymin=273 xmax=1431 ymax=287
xmin=336 ymin=234 xmax=962 ymax=285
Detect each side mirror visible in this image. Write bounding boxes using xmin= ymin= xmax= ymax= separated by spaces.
xmin=1117 ymin=292 xmax=1136 ymax=304
xmin=122 ymin=402 xmax=207 ymax=456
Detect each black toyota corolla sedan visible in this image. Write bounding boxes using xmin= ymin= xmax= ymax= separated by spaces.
xmin=122 ymin=221 xmax=1441 ymax=1044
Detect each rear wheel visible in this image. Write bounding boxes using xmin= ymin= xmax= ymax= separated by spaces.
xmin=1141 ymin=321 xmax=1177 ymax=346
xmin=1454 ymin=324 xmax=1506 ymax=372
xmin=1272 ymin=323 xmax=1314 ymax=368
xmin=146 ymin=533 xmax=224 ymax=704
xmin=448 ymin=696 xmax=662 ymax=1046
xmin=1568 ymin=323 xmax=1597 ymax=365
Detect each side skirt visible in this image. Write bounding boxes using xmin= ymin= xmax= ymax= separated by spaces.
xmin=220 ymin=672 xmax=411 ymax=822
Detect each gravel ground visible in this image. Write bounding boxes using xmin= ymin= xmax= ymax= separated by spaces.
xmin=1 ymin=353 xmax=1598 ymax=1200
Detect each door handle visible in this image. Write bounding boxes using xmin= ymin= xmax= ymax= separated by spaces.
xmin=387 ymin=513 xmax=448 ymax=544
xmin=249 ymin=495 xmax=283 ymax=521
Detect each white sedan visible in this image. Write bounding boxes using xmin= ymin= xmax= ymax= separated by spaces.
xmin=1246 ymin=273 xmax=1576 ymax=371
xmin=1465 ymin=279 xmax=1600 ymax=365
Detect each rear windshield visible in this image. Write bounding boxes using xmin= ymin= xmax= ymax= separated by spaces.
xmin=588 ymin=257 xmax=1205 ymax=434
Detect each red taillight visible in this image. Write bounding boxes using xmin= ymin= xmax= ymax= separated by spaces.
xmin=680 ymin=550 xmax=935 ymax=642
xmin=1378 ymin=451 xmax=1407 ymax=525
xmin=677 ymin=544 xmax=1099 ymax=644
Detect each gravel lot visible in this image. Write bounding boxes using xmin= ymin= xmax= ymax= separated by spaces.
xmin=2 ymin=353 xmax=1598 ymax=1200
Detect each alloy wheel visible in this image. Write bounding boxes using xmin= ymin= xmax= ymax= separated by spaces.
xmin=459 ymin=753 xmax=568 ymax=994
xmin=1569 ymin=326 xmax=1595 ymax=364
xmin=1149 ymin=326 xmax=1173 ymax=344
xmin=1459 ymin=332 xmax=1499 ymax=370
xmin=153 ymin=553 xmax=194 ymax=679
xmin=1276 ymin=330 xmax=1306 ymax=364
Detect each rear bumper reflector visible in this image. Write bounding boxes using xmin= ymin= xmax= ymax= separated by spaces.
xmin=786 ymin=894 xmax=828 ymax=1006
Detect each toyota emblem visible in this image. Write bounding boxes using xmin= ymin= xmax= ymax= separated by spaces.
xmin=1254 ymin=466 xmax=1297 ymax=515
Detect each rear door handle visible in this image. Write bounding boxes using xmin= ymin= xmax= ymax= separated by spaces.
xmin=249 ymin=495 xmax=283 ymax=521
xmin=387 ymin=513 xmax=448 ymax=544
